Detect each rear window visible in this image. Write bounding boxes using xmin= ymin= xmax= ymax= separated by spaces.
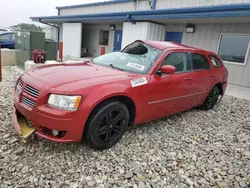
xmin=191 ymin=53 xmax=211 ymax=70
xmin=209 ymin=56 xmax=222 ymax=68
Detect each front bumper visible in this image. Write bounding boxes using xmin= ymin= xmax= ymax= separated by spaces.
xmin=12 ymin=107 xmax=35 ymax=138
xmin=13 ymin=73 xmax=90 ymax=143
xmin=13 ymin=97 xmax=86 ymax=143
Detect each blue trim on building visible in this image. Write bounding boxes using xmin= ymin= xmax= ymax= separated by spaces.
xmin=31 ymin=3 xmax=250 ymax=22
xmin=55 ymin=0 xmax=135 ymax=10
xmin=151 ymin=0 xmax=156 ymax=10
xmin=134 ymin=10 xmax=250 ymax=19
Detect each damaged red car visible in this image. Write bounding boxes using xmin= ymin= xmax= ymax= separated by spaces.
xmin=13 ymin=40 xmax=228 ymax=149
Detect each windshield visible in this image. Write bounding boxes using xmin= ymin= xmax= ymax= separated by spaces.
xmin=92 ymin=41 xmax=162 ymax=74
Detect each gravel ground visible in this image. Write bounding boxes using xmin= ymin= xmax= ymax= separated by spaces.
xmin=0 ymin=66 xmax=249 ymax=188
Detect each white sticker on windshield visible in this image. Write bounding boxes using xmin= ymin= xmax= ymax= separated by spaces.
xmin=127 ymin=62 xmax=145 ymax=71
xmin=130 ymin=77 xmax=148 ymax=88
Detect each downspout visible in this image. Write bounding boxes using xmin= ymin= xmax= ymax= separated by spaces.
xmin=127 ymin=14 xmax=136 ymax=24
xmin=151 ymin=0 xmax=156 ymax=10
xmin=38 ymin=18 xmax=60 ymax=59
xmin=57 ymin=8 xmax=60 ymax=17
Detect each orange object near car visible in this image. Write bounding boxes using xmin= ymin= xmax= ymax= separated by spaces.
xmin=13 ymin=40 xmax=228 ymax=149
xmin=100 ymin=45 xmax=106 ymax=55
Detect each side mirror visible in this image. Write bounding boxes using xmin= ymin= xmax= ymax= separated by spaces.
xmin=160 ymin=65 xmax=176 ymax=74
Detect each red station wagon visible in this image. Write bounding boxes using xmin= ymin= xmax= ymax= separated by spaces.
xmin=13 ymin=40 xmax=228 ymax=149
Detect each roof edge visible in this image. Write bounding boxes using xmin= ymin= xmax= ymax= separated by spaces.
xmin=30 ymin=3 xmax=250 ymax=23
xmin=56 ymin=0 xmax=135 ymax=10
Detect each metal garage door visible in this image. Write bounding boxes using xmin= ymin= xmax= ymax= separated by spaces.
xmin=62 ymin=23 xmax=82 ymax=59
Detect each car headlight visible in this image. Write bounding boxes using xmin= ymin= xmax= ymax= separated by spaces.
xmin=48 ymin=94 xmax=81 ymax=111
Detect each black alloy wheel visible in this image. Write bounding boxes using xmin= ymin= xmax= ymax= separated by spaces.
xmin=85 ymin=101 xmax=129 ymax=149
xmin=203 ymin=86 xmax=220 ymax=110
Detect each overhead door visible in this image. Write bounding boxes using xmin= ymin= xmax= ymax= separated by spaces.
xmin=62 ymin=23 xmax=82 ymax=59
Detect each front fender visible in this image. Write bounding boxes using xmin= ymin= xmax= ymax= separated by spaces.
xmin=79 ymin=83 xmax=139 ymax=123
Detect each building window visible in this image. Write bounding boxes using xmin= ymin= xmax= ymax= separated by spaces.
xmin=99 ymin=30 xmax=109 ymax=46
xmin=162 ymin=52 xmax=191 ymax=72
xmin=191 ymin=53 xmax=211 ymax=70
xmin=218 ymin=34 xmax=250 ymax=64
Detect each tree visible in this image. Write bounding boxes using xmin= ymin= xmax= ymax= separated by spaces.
xmin=10 ymin=23 xmax=42 ymax=32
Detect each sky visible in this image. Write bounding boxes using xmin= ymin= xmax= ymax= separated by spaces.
xmin=0 ymin=0 xmax=103 ymax=28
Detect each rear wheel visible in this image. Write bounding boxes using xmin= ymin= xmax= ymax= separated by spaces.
xmin=85 ymin=101 xmax=129 ymax=149
xmin=203 ymin=86 xmax=220 ymax=110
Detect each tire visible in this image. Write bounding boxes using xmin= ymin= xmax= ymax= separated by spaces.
xmin=202 ymin=86 xmax=220 ymax=110
xmin=85 ymin=101 xmax=129 ymax=149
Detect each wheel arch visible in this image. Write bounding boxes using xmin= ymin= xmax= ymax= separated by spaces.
xmin=83 ymin=95 xmax=136 ymax=137
xmin=213 ymin=82 xmax=223 ymax=95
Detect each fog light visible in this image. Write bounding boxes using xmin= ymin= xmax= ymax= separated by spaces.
xmin=26 ymin=119 xmax=33 ymax=128
xmin=52 ymin=130 xmax=59 ymax=136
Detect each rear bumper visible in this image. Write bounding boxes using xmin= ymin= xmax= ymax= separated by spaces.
xmin=13 ymin=101 xmax=86 ymax=143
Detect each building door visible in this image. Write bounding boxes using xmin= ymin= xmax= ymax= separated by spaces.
xmin=166 ymin=32 xmax=183 ymax=43
xmin=113 ymin=30 xmax=123 ymax=51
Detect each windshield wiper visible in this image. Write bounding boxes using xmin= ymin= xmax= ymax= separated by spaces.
xmin=109 ymin=64 xmax=124 ymax=71
xmin=88 ymin=59 xmax=95 ymax=63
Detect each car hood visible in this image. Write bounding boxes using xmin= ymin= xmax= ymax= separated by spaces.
xmin=26 ymin=63 xmax=132 ymax=88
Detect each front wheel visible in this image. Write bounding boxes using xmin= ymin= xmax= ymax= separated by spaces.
xmin=85 ymin=101 xmax=129 ymax=149
xmin=202 ymin=86 xmax=220 ymax=110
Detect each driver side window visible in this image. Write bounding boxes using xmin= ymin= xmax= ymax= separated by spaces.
xmin=161 ymin=52 xmax=191 ymax=73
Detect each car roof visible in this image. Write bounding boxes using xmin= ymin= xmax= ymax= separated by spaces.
xmin=0 ymin=31 xmax=14 ymax=36
xmin=140 ymin=40 xmax=212 ymax=54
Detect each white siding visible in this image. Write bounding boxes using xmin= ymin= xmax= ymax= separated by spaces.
xmin=62 ymin=23 xmax=82 ymax=60
xmin=122 ymin=22 xmax=165 ymax=49
xmin=136 ymin=0 xmax=151 ymax=10
xmin=122 ymin=22 xmax=149 ymax=49
xmin=81 ymin=24 xmax=123 ymax=57
xmin=60 ymin=2 xmax=135 ymax=16
xmin=59 ymin=0 xmax=250 ymax=16
xmin=147 ymin=23 xmax=166 ymax=41
xmin=166 ymin=23 xmax=250 ymax=87
xmin=156 ymin=0 xmax=250 ymax=9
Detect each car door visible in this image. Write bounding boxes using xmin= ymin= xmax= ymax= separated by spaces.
xmin=144 ymin=51 xmax=195 ymax=121
xmin=188 ymin=52 xmax=215 ymax=106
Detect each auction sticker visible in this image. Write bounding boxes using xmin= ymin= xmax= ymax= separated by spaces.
xmin=127 ymin=62 xmax=145 ymax=71
xmin=130 ymin=77 xmax=148 ymax=88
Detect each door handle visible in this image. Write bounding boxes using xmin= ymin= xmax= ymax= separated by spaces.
xmin=209 ymin=73 xmax=215 ymax=77
xmin=184 ymin=77 xmax=192 ymax=80
xmin=210 ymin=73 xmax=215 ymax=77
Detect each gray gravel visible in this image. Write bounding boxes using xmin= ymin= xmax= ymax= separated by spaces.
xmin=0 ymin=66 xmax=250 ymax=188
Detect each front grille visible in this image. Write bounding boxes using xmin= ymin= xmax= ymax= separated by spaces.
xmin=24 ymin=85 xmax=40 ymax=98
xmin=21 ymin=96 xmax=36 ymax=108
xmin=17 ymin=79 xmax=40 ymax=109
xmin=17 ymin=79 xmax=24 ymax=88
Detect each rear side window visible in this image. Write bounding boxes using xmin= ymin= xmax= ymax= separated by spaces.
xmin=209 ymin=56 xmax=222 ymax=67
xmin=161 ymin=52 xmax=191 ymax=72
xmin=191 ymin=53 xmax=211 ymax=70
